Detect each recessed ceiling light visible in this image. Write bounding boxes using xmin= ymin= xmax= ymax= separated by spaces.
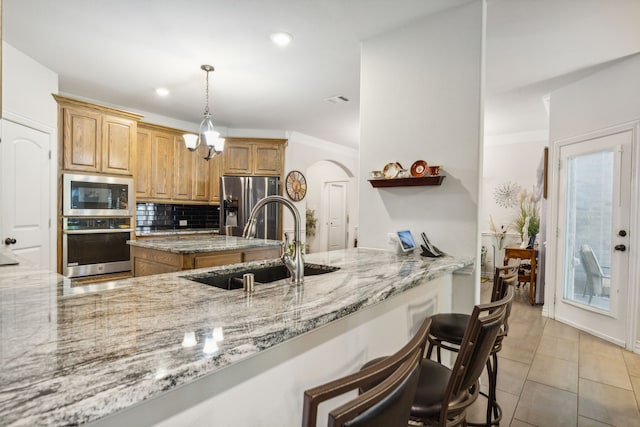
xmin=270 ymin=32 xmax=293 ymax=47
xmin=155 ymin=87 xmax=170 ymax=97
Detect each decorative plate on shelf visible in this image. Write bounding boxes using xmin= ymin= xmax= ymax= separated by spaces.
xmin=285 ymin=170 xmax=307 ymax=201
xmin=410 ymin=160 xmax=428 ymax=177
xmin=382 ymin=162 xmax=402 ymax=179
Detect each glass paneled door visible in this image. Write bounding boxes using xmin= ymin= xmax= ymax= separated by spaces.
xmin=554 ymin=128 xmax=632 ymax=346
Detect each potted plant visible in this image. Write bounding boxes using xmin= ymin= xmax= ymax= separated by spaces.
xmin=512 ymin=188 xmax=540 ymax=248
xmin=305 ymin=208 xmax=318 ymax=253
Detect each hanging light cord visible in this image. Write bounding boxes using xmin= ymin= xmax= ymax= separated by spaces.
xmin=203 ymin=67 xmax=211 ymax=118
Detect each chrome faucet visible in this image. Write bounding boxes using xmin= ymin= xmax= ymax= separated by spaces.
xmin=242 ymin=195 xmax=304 ymax=285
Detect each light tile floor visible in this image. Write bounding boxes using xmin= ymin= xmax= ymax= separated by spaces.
xmin=463 ymin=282 xmax=640 ymax=427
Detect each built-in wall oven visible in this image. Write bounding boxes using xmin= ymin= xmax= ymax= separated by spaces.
xmin=62 ymin=217 xmax=133 ymax=278
xmin=62 ymin=173 xmax=135 ymax=278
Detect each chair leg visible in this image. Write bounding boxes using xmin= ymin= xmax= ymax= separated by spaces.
xmin=468 ymin=352 xmax=502 ymax=427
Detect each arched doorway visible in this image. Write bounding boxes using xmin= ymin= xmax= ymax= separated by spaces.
xmin=305 ymin=160 xmax=357 ymax=253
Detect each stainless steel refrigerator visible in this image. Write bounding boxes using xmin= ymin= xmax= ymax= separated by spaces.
xmin=220 ymin=176 xmax=280 ymax=239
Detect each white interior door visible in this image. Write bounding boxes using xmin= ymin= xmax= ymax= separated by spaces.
xmin=554 ymin=128 xmax=632 ymax=346
xmin=0 ymin=120 xmax=51 ymax=268
xmin=327 ymin=182 xmax=347 ymax=251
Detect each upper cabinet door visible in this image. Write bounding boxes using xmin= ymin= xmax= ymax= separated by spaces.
xmin=62 ymin=107 xmax=102 ymax=172
xmin=222 ymin=142 xmax=253 ymax=175
xmin=102 ymin=114 xmax=136 ymax=175
xmin=254 ymin=143 xmax=282 ymax=176
xmin=151 ymin=131 xmax=174 ymax=199
xmin=135 ymin=127 xmax=152 ymax=198
xmin=209 ymin=155 xmax=221 ymax=204
xmin=173 ymin=134 xmax=192 ymax=200
xmin=192 ymin=143 xmax=212 ymax=202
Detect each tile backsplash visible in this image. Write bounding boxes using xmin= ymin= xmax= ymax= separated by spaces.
xmin=136 ymin=203 xmax=220 ymax=233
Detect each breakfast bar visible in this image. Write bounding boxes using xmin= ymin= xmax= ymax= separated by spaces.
xmin=0 ymin=248 xmax=472 ymax=426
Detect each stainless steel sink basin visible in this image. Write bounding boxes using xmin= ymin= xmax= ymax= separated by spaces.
xmin=182 ymin=263 xmax=340 ymax=290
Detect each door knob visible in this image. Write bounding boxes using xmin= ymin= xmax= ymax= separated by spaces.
xmin=4 ymin=238 xmax=17 ymax=245
xmin=618 ymin=230 xmax=627 ymax=237
xmin=614 ymin=244 xmax=626 ymax=252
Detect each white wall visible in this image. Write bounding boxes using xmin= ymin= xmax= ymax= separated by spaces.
xmin=549 ymin=54 xmax=640 ymax=141
xmin=547 ymin=53 xmax=640 ymax=350
xmin=284 ymin=131 xmax=359 ymax=249
xmin=3 ymin=42 xmax=58 ymax=128
xmin=358 ymin=2 xmax=485 ymax=309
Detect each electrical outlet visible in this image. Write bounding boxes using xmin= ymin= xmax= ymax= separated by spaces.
xmin=179 ymin=220 xmax=188 ymax=226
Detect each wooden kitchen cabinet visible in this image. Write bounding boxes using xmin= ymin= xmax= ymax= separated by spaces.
xmin=135 ymin=127 xmax=152 ymax=197
xmin=221 ymin=138 xmax=286 ymax=177
xmin=223 ymin=141 xmax=253 ymax=174
xmin=254 ymin=143 xmax=283 ymax=175
xmin=102 ymin=114 xmax=137 ymax=175
xmin=151 ymin=130 xmax=174 ymax=199
xmin=173 ymin=134 xmax=192 ymax=200
xmin=209 ymin=155 xmax=221 ymax=203
xmin=137 ymin=122 xmax=218 ymax=204
xmin=193 ymin=143 xmax=212 ymax=202
xmin=55 ymin=95 xmax=141 ymax=175
xmin=131 ymin=245 xmax=281 ymax=277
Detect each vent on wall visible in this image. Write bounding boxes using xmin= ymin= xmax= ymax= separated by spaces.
xmin=324 ymin=95 xmax=350 ymax=104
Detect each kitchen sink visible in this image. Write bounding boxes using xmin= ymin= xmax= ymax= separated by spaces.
xmin=182 ymin=263 xmax=340 ymax=290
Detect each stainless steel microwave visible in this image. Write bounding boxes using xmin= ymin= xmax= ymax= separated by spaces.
xmin=63 ymin=173 xmax=134 ymax=217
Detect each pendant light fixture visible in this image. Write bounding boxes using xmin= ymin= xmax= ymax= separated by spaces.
xmin=184 ymin=64 xmax=225 ymax=160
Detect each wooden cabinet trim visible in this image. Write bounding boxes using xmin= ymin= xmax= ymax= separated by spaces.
xmin=53 ymin=94 xmax=143 ymax=121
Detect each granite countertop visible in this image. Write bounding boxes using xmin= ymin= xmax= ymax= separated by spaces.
xmin=127 ymin=234 xmax=282 ymax=254
xmin=0 ymin=248 xmax=472 ymax=426
xmin=135 ymin=228 xmax=219 ymax=237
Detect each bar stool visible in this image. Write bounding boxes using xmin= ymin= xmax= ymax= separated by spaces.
xmin=302 ymin=318 xmax=431 ymax=427
xmin=359 ymin=287 xmax=513 ymax=426
xmin=425 ymin=265 xmax=518 ymax=426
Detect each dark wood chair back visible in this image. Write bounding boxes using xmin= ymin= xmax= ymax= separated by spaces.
xmin=493 ymin=271 xmax=517 ymax=352
xmin=492 ymin=264 xmax=518 ymax=302
xmin=330 ymin=351 xmax=422 ymax=426
xmin=302 ymin=317 xmax=432 ymax=427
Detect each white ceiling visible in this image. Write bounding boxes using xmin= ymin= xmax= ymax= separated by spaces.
xmin=4 ymin=0 xmax=640 ymax=147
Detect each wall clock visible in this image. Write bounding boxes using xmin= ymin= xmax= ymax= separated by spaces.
xmin=285 ymin=170 xmax=307 ymax=201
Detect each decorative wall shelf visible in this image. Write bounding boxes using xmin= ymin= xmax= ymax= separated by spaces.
xmin=368 ymin=175 xmax=445 ymax=188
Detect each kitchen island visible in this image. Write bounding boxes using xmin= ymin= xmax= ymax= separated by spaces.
xmin=128 ymin=235 xmax=282 ymax=276
xmin=0 ymin=248 xmax=472 ymax=426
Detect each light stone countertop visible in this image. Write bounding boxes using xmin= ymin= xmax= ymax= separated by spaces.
xmin=127 ymin=234 xmax=282 ymax=254
xmin=0 ymin=248 xmax=472 ymax=426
